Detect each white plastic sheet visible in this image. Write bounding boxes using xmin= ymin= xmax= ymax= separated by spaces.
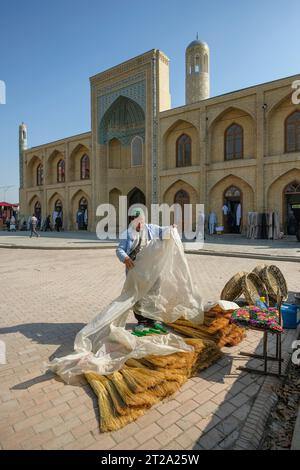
xmin=48 ymin=228 xmax=204 ymax=383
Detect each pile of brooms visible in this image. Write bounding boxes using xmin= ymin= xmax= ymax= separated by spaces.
xmin=85 ymin=306 xmax=245 ymax=433
xmin=166 ymin=304 xmax=246 ymax=348
xmin=85 ymin=337 xmax=221 ymax=432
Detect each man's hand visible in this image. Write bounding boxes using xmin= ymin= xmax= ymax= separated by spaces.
xmin=124 ymin=257 xmax=135 ymax=270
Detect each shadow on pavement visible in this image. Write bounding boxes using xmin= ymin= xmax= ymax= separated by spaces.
xmin=0 ymin=322 xmax=85 ymax=363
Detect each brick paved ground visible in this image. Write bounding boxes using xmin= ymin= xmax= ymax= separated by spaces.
xmin=0 ymin=248 xmax=298 ymax=450
xmin=1 ymin=231 xmax=300 ymax=260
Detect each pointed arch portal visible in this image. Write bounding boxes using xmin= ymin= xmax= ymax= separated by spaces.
xmin=223 ymin=185 xmax=243 ymax=233
xmin=284 ymin=181 xmax=300 ymax=235
xmin=77 ymin=197 xmax=88 ymax=231
xmin=127 ymin=187 xmax=146 ymax=207
xmin=99 ymin=95 xmax=145 ymax=145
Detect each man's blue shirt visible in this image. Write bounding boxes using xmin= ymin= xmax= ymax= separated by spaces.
xmin=116 ymin=224 xmax=167 ymax=263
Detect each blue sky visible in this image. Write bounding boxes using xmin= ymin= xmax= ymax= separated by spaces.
xmin=0 ymin=0 xmax=299 ymax=202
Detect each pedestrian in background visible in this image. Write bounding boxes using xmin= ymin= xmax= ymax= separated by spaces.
xmin=10 ymin=215 xmax=16 ymax=232
xmin=29 ymin=214 xmax=40 ymax=238
xmin=43 ymin=215 xmax=52 ymax=232
xmin=55 ymin=214 xmax=63 ymax=232
xmin=208 ymin=211 xmax=217 ymax=235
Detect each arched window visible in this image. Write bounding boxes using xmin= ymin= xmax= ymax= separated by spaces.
xmin=36 ymin=163 xmax=43 ymax=186
xmin=77 ymin=197 xmax=88 ymax=230
xmin=195 ymin=55 xmax=201 ymax=73
xmin=285 ymin=181 xmax=300 ymax=194
xmin=225 ymin=124 xmax=243 ymax=160
xmin=176 ymin=134 xmax=192 ymax=167
xmin=79 ymin=197 xmax=88 ymax=209
xmin=34 ymin=201 xmax=41 ymax=218
xmin=285 ymin=111 xmax=300 ymax=153
xmin=131 ymin=136 xmax=143 ymax=167
xmin=174 ymin=190 xmax=190 ymax=232
xmin=57 ymin=160 xmax=65 ymax=183
xmin=174 ymin=189 xmax=190 ymax=205
xmin=224 ymin=186 xmax=241 ymax=199
xmin=203 ymin=53 xmax=208 ymax=73
xmin=80 ymin=154 xmax=90 ymax=180
xmin=128 ymin=187 xmax=146 ymax=207
xmin=187 ymin=56 xmax=192 ymax=75
xmin=54 ymin=199 xmax=63 ymax=212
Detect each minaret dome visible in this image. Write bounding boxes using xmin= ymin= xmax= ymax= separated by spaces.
xmin=185 ymin=36 xmax=210 ymax=104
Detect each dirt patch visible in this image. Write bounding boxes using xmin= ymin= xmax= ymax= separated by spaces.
xmin=261 ymin=361 xmax=300 ymax=450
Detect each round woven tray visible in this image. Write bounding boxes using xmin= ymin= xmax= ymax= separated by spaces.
xmin=252 ymin=264 xmax=268 ymax=279
xmin=261 ymin=265 xmax=288 ymax=301
xmin=220 ymin=271 xmax=247 ymax=301
xmin=242 ymin=272 xmax=269 ymax=305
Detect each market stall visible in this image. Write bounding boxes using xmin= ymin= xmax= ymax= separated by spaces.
xmin=0 ymin=202 xmax=19 ymax=230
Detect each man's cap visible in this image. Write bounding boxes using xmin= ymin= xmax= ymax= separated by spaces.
xmin=134 ymin=209 xmax=140 ymax=217
xmin=133 ymin=207 xmax=144 ymax=218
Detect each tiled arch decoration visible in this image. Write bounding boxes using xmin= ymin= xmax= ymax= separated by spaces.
xmin=97 ymin=73 xmax=146 ymax=145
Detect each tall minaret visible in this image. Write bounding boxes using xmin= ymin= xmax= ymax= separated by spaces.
xmin=185 ymin=35 xmax=210 ymax=104
xmin=19 ymin=122 xmax=27 ymax=189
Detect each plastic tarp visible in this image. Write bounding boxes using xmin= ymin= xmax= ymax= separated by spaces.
xmin=48 ymin=228 xmax=206 ymax=383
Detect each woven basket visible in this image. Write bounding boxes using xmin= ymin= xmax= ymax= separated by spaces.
xmin=252 ymin=264 xmax=268 ymax=279
xmin=220 ymin=272 xmax=247 ymax=301
xmin=242 ymin=272 xmax=269 ymax=305
xmin=261 ymin=265 xmax=288 ymax=301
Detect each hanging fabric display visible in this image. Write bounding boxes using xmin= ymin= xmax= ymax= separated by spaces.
xmin=247 ymin=211 xmax=280 ymax=240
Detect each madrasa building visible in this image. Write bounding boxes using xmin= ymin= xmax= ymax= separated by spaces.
xmin=19 ymin=39 xmax=300 ymax=234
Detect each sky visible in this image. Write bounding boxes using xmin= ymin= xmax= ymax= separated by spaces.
xmin=0 ymin=0 xmax=299 ymax=203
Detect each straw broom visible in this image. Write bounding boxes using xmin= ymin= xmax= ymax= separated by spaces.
xmin=168 ymin=321 xmax=245 ymax=347
xmin=85 ymin=337 xmax=222 ymax=433
xmin=85 ymin=371 xmax=151 ymax=432
xmin=166 ymin=309 xmax=246 ymax=347
xmin=85 ymin=361 xmax=186 ymax=432
xmin=85 ymin=370 xmax=183 ymax=432
xmin=109 ymin=370 xmax=159 ymax=407
xmin=124 ymin=358 xmax=187 ymax=394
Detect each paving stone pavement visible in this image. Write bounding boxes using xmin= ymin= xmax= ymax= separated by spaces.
xmin=1 ymin=231 xmax=300 ymax=261
xmin=0 ymin=248 xmax=298 ymax=450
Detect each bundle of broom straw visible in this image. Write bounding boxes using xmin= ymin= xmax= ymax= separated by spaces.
xmin=85 ymin=337 xmax=221 ymax=433
xmin=166 ymin=307 xmax=246 ymax=348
